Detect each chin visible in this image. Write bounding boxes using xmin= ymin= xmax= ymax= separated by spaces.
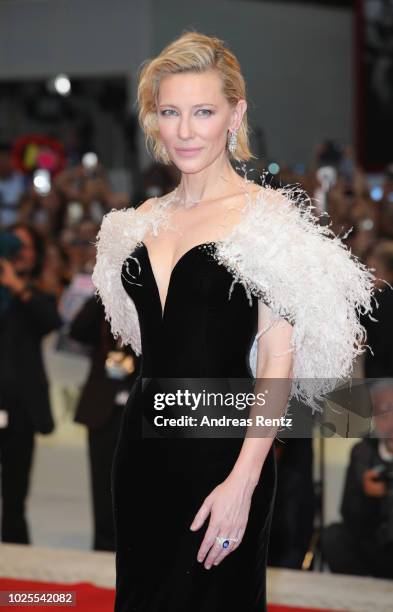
xmin=171 ymin=153 xmax=218 ymax=175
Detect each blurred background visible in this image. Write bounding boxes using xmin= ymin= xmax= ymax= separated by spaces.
xmin=1 ymin=0 xmax=393 ymax=610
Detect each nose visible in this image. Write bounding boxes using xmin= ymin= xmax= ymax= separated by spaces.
xmin=178 ymin=114 xmax=193 ymax=141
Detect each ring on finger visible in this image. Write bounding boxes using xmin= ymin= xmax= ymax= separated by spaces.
xmin=215 ymin=536 xmax=239 ymax=549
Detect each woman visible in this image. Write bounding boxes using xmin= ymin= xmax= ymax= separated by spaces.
xmin=93 ymin=33 xmax=376 ymax=611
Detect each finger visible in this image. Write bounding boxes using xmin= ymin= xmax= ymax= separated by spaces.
xmin=197 ymin=523 xmax=219 ymax=564
xmin=205 ymin=527 xmax=240 ymax=569
xmin=204 ymin=537 xmax=226 ymax=569
xmin=214 ymin=533 xmax=243 ymax=567
xmin=209 ymin=541 xmax=233 ymax=568
xmin=212 ymin=527 xmax=244 ymax=568
xmin=190 ymin=498 xmax=212 ymax=531
xmin=204 ymin=527 xmax=237 ymax=569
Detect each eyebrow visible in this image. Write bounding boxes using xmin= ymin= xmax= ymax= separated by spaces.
xmin=158 ymin=103 xmax=217 ymax=109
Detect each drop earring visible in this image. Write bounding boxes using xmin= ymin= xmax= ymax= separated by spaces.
xmin=227 ymin=130 xmax=238 ymax=155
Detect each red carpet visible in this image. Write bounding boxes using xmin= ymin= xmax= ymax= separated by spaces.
xmin=0 ymin=578 xmax=348 ymax=611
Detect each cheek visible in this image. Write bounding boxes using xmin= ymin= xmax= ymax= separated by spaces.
xmin=198 ymin=117 xmax=230 ymax=148
xmin=157 ymin=119 xmax=176 ymax=143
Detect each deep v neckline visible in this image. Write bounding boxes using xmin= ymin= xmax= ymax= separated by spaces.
xmin=140 ymin=241 xmax=216 ymax=320
xmin=130 ymin=184 xmax=258 ymax=320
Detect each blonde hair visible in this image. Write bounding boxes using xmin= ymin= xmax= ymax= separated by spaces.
xmin=137 ymin=31 xmax=252 ymax=164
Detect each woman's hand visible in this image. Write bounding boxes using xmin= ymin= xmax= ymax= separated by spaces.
xmin=189 ymin=472 xmax=255 ymax=569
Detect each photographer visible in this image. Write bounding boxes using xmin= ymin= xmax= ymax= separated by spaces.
xmin=54 ymin=158 xmax=129 ymax=225
xmin=322 ymin=380 xmax=393 ymax=578
xmin=69 ymin=295 xmax=140 ymax=551
xmin=0 ymin=223 xmax=62 ymax=544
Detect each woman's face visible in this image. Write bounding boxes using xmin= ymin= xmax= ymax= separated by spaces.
xmin=156 ymin=69 xmax=246 ymax=174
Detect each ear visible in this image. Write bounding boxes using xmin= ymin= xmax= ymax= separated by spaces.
xmin=229 ymin=99 xmax=247 ymax=132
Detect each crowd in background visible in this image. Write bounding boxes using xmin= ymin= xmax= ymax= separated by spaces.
xmin=2 ymin=138 xmax=393 ymax=296
xmin=1 ymin=135 xmax=393 ymax=576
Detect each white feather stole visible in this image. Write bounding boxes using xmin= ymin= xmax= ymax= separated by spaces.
xmin=92 ymin=184 xmax=379 ymax=412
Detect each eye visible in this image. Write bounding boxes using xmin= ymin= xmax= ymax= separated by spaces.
xmin=160 ymin=109 xmax=178 ymax=116
xmin=196 ymin=109 xmax=214 ymax=117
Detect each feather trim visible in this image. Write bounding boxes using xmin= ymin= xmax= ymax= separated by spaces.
xmin=92 ymin=206 xmax=142 ymax=354
xmin=213 ymin=183 xmax=379 ymax=412
xmin=92 ymin=184 xmax=380 ymax=412
xmin=91 ymin=194 xmax=177 ymax=355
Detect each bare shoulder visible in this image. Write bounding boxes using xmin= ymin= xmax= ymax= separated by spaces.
xmin=245 ymin=181 xmax=275 ymax=201
xmin=244 ymin=179 xmax=263 ymax=196
xmin=223 ymin=179 xmax=264 ymax=215
xmin=219 ymin=178 xmax=261 ymax=210
xmin=135 ymin=189 xmax=180 ymax=214
xmin=244 ymin=181 xmax=297 ymax=211
xmin=132 ymin=197 xmax=157 ymax=215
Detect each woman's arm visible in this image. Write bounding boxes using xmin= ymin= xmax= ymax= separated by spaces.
xmin=230 ymin=300 xmax=294 ymax=485
xmin=190 ymin=301 xmax=294 ymax=569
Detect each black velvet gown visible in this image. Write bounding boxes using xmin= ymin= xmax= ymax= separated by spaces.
xmin=112 ymin=241 xmax=277 ymax=612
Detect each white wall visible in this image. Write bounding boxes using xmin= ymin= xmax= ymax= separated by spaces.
xmin=0 ymin=0 xmax=152 ymax=78
xmin=151 ymin=0 xmax=353 ymax=166
xmin=0 ymin=0 xmax=353 ymax=166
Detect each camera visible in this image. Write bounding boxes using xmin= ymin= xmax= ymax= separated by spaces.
xmin=373 ymin=462 xmax=393 ymax=483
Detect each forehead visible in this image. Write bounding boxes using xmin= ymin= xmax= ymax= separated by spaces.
xmin=157 ymin=69 xmax=226 ymax=105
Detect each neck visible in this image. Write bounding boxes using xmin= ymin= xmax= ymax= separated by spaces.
xmin=177 ymin=152 xmax=243 ymax=206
